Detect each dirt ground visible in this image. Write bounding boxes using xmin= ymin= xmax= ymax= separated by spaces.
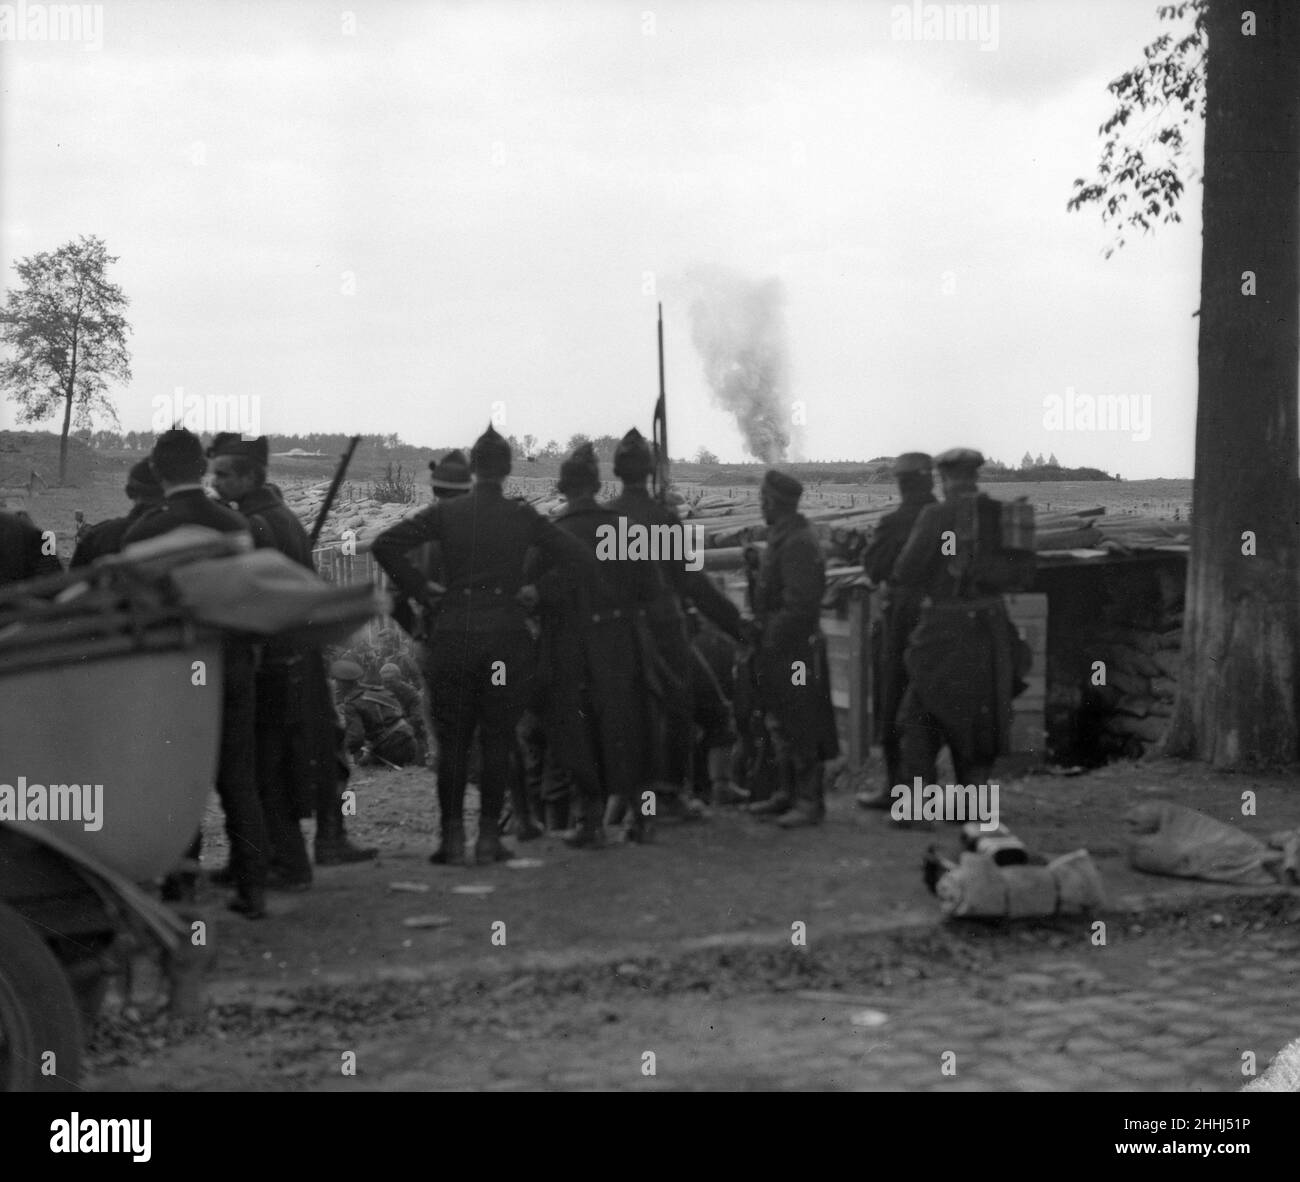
xmin=81 ymin=754 xmax=1300 ymax=1091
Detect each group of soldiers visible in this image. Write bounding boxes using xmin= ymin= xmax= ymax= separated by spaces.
xmin=367 ymin=425 xmax=842 ymax=864
xmin=3 ymin=429 xmax=378 ymax=919
xmin=854 ymin=449 xmax=1035 ymax=821
xmin=1 ymin=423 xmax=1034 ymax=902
xmin=364 ymin=432 xmax=1032 ymax=861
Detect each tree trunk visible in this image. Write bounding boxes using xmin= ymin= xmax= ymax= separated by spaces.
xmin=58 ymin=380 xmax=72 ymax=485
xmin=58 ymin=332 xmax=78 ymax=486
xmin=1165 ymin=0 xmax=1300 ymax=768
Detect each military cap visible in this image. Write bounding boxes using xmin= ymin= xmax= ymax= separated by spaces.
xmin=470 ymin=423 xmax=511 ymax=476
xmin=934 ymin=448 xmax=984 ymax=472
xmin=613 ymin=427 xmax=654 ymax=480
xmin=558 ymin=441 xmax=600 ymax=493
xmin=207 ymin=433 xmax=269 ymax=464
xmin=329 ymin=658 xmax=364 ymax=681
xmin=428 ymin=448 xmax=472 ymax=491
xmin=892 ymin=452 xmax=932 ymax=476
xmin=379 ymin=663 xmax=401 ymax=679
xmin=125 ymin=459 xmax=162 ymax=498
xmin=761 ymin=468 xmax=803 ymax=504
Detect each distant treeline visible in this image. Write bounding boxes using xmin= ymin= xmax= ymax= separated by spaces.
xmin=55 ymin=429 xmax=1119 ymax=482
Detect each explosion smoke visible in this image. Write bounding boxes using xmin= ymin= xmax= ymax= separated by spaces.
xmin=685 ymin=266 xmax=796 ymax=464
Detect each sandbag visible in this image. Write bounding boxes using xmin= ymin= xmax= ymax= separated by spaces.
xmin=936 ymin=849 xmax=1105 ymax=918
xmin=1125 ymin=802 xmax=1276 ymax=885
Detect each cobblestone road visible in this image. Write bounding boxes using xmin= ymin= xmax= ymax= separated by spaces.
xmin=87 ymin=901 xmax=1300 ymax=1091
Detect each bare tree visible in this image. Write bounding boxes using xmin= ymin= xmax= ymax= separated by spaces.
xmin=0 ymin=235 xmax=132 ymax=484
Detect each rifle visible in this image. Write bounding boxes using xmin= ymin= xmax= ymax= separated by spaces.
xmin=309 ymin=435 xmax=362 ymax=548
xmin=652 ymin=301 xmax=669 ymax=505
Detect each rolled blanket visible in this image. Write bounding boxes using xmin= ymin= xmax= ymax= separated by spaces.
xmin=936 ymin=849 xmax=1105 ymax=918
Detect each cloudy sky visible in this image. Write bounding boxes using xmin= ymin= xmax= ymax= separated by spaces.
xmin=1 ymin=0 xmax=1202 ymax=476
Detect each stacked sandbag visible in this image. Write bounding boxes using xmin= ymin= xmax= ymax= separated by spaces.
xmin=1086 ymin=570 xmax=1184 ymax=758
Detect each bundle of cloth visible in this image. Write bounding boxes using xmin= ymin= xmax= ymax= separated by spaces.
xmin=931 ymin=847 xmax=1105 ymax=919
xmin=1124 ymin=801 xmax=1300 ymax=886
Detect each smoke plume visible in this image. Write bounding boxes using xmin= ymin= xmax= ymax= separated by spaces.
xmin=685 ymin=266 xmax=795 ymax=464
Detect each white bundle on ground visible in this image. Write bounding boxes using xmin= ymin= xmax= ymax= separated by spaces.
xmin=1125 ymin=802 xmax=1278 ymax=885
xmin=936 ymin=849 xmax=1105 ymax=918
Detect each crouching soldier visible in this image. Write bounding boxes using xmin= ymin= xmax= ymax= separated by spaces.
xmin=380 ymin=662 xmax=429 ymax=761
xmin=745 ymin=470 xmax=840 ymax=827
xmin=331 ymin=660 xmax=420 ymax=767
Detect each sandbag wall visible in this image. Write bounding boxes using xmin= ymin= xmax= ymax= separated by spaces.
xmin=1035 ymin=554 xmax=1186 ymax=764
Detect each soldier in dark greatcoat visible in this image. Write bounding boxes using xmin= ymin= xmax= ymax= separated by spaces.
xmin=744 ymin=469 xmax=840 ymax=828
xmin=602 ymin=428 xmax=746 ymax=827
xmin=121 ymin=429 xmax=269 ymax=918
xmin=855 ymin=453 xmax=938 ymax=809
xmin=370 ymin=425 xmax=604 ymax=866
xmin=890 ymin=448 xmax=1035 ymax=804
xmin=209 ymin=433 xmax=376 ymax=883
xmin=531 ymin=442 xmax=657 ymax=846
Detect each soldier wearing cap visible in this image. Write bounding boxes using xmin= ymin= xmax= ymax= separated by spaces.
xmin=524 ymin=441 xmax=661 ymax=847
xmin=370 ymin=424 xmax=605 ymax=866
xmin=331 ymin=659 xmax=419 ymax=766
xmin=209 ymin=432 xmax=377 ymax=877
xmin=744 ymin=469 xmax=840 ymax=827
xmin=889 ymin=448 xmax=1035 ymax=805
xmin=602 ymin=427 xmax=746 ymax=835
xmin=121 ymin=430 xmax=270 ymax=917
xmin=70 ymin=460 xmax=166 ymax=567
xmin=855 ymin=453 xmax=938 ymax=810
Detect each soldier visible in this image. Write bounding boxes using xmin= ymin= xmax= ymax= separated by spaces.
xmin=855 ymin=453 xmax=939 ymax=810
xmin=531 ymin=442 xmax=654 ymax=847
xmin=744 ymin=470 xmax=840 ymax=827
xmin=890 ymin=448 xmax=1035 ymax=805
xmin=209 ymin=433 xmax=376 ymax=882
xmin=121 ymin=429 xmax=269 ymax=918
xmin=0 ymin=508 xmax=63 ymax=586
xmin=602 ymin=428 xmax=746 ymax=827
xmin=70 ymin=460 xmax=165 ymax=568
xmin=331 ymin=660 xmax=420 ymax=766
xmin=370 ymin=424 xmax=604 ymax=866
xmin=379 ymin=662 xmax=428 ymax=758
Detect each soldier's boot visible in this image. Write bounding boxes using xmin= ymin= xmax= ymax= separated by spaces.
xmin=620 ymin=791 xmax=654 ymax=844
xmin=562 ymin=807 xmax=606 ymax=850
xmin=474 ymin=830 xmax=514 ymax=865
xmin=508 ymin=778 xmax=543 ymax=842
xmin=544 ymin=799 xmax=570 ymax=832
xmin=777 ymin=761 xmax=826 ymax=829
xmin=708 ymin=747 xmax=750 ymax=807
xmin=748 ymin=756 xmax=795 ymax=820
xmin=429 ymin=820 xmax=467 ymax=866
xmin=315 ymin=785 xmax=378 ymax=865
xmin=605 ymin=793 xmax=628 ymax=827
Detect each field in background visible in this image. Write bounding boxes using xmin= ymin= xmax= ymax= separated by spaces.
xmin=0 ymin=433 xmax=1192 ymax=564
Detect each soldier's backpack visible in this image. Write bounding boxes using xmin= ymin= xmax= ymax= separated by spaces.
xmin=950 ymin=493 xmax=1036 ymax=597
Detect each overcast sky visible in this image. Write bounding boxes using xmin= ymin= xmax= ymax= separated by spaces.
xmin=1 ymin=0 xmax=1203 ymax=476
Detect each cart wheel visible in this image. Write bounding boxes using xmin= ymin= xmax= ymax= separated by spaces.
xmin=0 ymin=902 xmax=84 ymax=1091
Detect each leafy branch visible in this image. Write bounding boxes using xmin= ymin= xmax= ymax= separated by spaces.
xmin=1067 ymin=1 xmax=1208 ymax=257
